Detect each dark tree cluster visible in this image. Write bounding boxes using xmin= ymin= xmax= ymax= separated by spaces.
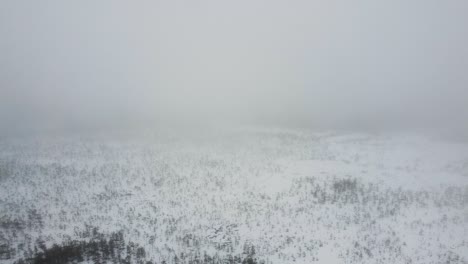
xmin=13 ymin=230 xmax=147 ymax=264
xmin=12 ymin=229 xmax=262 ymax=264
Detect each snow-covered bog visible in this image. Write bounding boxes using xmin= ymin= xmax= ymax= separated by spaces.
xmin=0 ymin=128 xmax=467 ymax=263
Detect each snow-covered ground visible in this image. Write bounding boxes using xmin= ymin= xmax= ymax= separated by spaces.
xmin=1 ymin=128 xmax=467 ymax=263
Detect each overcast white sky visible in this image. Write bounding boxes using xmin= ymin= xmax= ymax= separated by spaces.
xmin=1 ymin=0 xmax=467 ymax=133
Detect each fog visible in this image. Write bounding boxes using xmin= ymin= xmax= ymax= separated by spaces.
xmin=2 ymin=2 xmax=468 ymax=263
xmin=1 ymin=0 xmax=468 ymax=134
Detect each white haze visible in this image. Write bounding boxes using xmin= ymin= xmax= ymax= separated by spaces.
xmin=1 ymin=0 xmax=467 ymax=134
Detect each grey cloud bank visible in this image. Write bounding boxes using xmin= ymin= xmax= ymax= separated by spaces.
xmin=1 ymin=0 xmax=467 ymax=134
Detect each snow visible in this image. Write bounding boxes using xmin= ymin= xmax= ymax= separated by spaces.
xmin=0 ymin=128 xmax=467 ymax=263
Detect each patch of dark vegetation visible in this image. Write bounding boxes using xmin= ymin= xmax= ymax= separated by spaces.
xmin=0 ymin=209 xmax=43 ymax=235
xmin=14 ymin=231 xmax=133 ymax=264
xmin=0 ymin=243 xmax=15 ymax=260
xmin=333 ymin=178 xmax=357 ymax=194
xmin=0 ymin=217 xmax=26 ymax=231
xmin=294 ymin=176 xmax=468 ymax=219
xmin=12 ymin=228 xmax=263 ymax=264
